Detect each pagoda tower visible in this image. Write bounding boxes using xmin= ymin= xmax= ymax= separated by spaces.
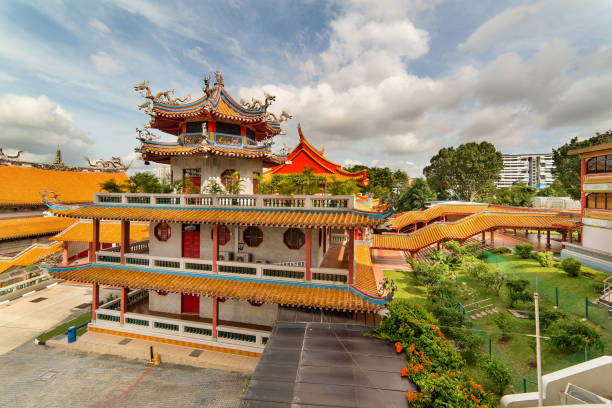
xmin=43 ymin=73 xmax=389 ymax=356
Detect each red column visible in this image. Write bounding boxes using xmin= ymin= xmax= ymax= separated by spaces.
xmin=323 ymin=227 xmax=327 ymax=253
xmin=181 ymin=122 xmax=187 ymax=134
xmin=546 ymin=230 xmax=551 ymax=247
xmin=89 ymin=218 xmax=100 ymax=262
xmin=436 ymin=241 xmax=441 ymax=250
xmin=305 ymin=229 xmax=312 ymax=281
xmin=212 ymin=297 xmax=218 ymax=339
xmin=481 ymin=231 xmax=486 ymax=242
xmin=120 ymin=219 xmax=130 ymax=264
xmin=212 ymin=225 xmax=218 ymax=272
xmin=567 ymin=230 xmax=572 ymax=243
xmin=62 ymin=244 xmax=68 ymax=266
xmin=514 ymin=229 xmax=517 ymax=236
xmin=537 ymin=230 xmax=541 ymax=240
xmin=92 ymin=284 xmax=99 ymax=321
xmin=348 ymin=229 xmax=355 ymax=284
xmin=412 ymin=252 xmax=417 ymax=261
xmin=580 ymin=158 xmax=586 ymax=216
xmin=490 ymin=230 xmax=495 ymax=245
xmin=120 ymin=287 xmax=128 ymax=325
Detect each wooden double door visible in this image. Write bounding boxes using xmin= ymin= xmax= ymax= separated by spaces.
xmin=181 ymin=224 xmax=200 ymax=314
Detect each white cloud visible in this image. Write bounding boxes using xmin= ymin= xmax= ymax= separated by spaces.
xmin=0 ymin=94 xmax=93 ymax=165
xmin=90 ymin=51 xmax=126 ymax=75
xmin=0 ymin=72 xmax=16 ymax=82
xmin=183 ymin=46 xmax=213 ymax=70
xmin=90 ymin=18 xmax=111 ymax=35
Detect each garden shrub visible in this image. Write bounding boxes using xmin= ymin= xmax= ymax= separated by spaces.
xmin=534 ymin=251 xmax=554 ymax=267
xmin=561 ymin=257 xmax=581 ymax=277
xmin=462 ymin=257 xmax=488 ymax=279
xmin=431 ymin=302 xmax=465 ymax=329
xmin=373 ymin=300 xmax=495 ymax=407
xmin=479 ymin=355 xmax=512 ymax=395
xmin=514 ymin=243 xmax=534 ymax=259
xmin=505 ymin=278 xmax=532 ymax=308
xmin=453 ymin=330 xmax=482 ymax=364
xmin=526 ymin=307 xmax=565 ymax=330
xmin=489 ymin=247 xmax=511 ymax=254
xmin=549 ymin=320 xmax=601 ymax=353
xmin=481 ymin=270 xmax=506 ymax=295
xmin=491 ymin=312 xmax=512 ymax=341
xmin=463 ymin=242 xmax=481 ymax=256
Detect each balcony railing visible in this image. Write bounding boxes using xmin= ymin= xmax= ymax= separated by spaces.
xmin=106 ymin=240 xmax=149 ymax=254
xmin=92 ymin=308 xmax=269 ymax=349
xmin=95 ymin=251 xmax=349 ymax=284
xmin=94 ymin=193 xmax=355 ymax=211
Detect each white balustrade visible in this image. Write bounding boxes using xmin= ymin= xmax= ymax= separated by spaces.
xmin=94 ymin=193 xmax=355 ymax=211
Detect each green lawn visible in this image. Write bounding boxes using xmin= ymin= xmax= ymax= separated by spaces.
xmin=384 ymin=255 xmax=611 ymax=393
xmin=37 ymin=311 xmax=91 ymax=343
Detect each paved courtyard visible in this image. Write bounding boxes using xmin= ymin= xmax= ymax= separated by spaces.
xmin=0 ymin=282 xmax=92 ymax=355
xmin=0 ymin=341 xmax=248 ymax=408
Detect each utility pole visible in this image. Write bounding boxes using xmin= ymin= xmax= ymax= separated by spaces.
xmin=534 ymin=291 xmax=543 ymax=406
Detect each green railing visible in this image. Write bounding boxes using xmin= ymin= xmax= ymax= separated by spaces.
xmin=97 ymin=313 xmax=120 ymax=322
xmin=154 ymin=321 xmax=179 ymax=331
xmin=263 ymin=268 xmax=304 ymax=279
xmin=185 ymin=262 xmax=212 ymax=272
xmin=126 ymin=317 xmax=149 ymax=326
xmin=312 ymin=272 xmax=347 ymax=283
xmin=184 ymin=326 xmax=212 ymax=336
xmin=154 ymin=259 xmax=180 ymax=269
xmin=219 ymin=265 xmax=256 ymax=275
xmin=218 ymin=330 xmax=256 ymax=343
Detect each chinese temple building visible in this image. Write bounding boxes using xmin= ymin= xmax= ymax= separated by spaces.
xmin=43 ymin=73 xmax=389 ymax=356
xmin=263 ymin=124 xmax=368 ymax=187
xmin=563 ymin=142 xmax=612 ymax=273
xmin=0 ymin=150 xmax=129 ymax=273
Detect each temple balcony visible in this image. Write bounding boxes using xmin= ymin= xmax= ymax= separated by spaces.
xmin=94 ymin=249 xmax=350 ymax=285
xmin=94 ymin=193 xmax=356 ymax=210
xmin=91 ymin=289 xmax=270 ymax=353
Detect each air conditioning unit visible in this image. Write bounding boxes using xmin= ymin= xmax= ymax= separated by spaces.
xmin=218 ymin=251 xmax=234 ymax=261
xmin=235 ymin=253 xmax=252 ymax=263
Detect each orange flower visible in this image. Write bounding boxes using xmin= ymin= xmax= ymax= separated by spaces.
xmin=395 ymin=342 xmax=403 ymax=353
xmin=400 ymin=367 xmax=410 ymax=377
xmin=398 ymin=327 xmax=403 ymax=332
xmin=438 ymin=331 xmax=444 ymax=337
xmin=471 ymin=394 xmax=480 ymax=404
xmin=409 ymin=343 xmax=415 ymax=354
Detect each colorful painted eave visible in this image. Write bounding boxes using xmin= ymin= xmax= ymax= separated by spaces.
xmin=43 ymin=263 xmax=387 ymax=312
xmin=139 ymin=140 xmax=286 ymax=166
xmin=264 ymin=124 xmax=369 ymax=187
xmin=151 ymin=86 xmax=281 ymax=135
xmin=44 ymin=202 xmax=386 ymax=228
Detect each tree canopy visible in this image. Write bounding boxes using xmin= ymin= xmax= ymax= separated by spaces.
xmin=424 ymin=142 xmax=503 ymax=202
xmin=396 ymin=178 xmax=436 ymax=212
xmin=343 ymin=165 xmax=410 ymax=204
xmin=552 ymin=130 xmax=612 ymax=200
xmin=494 ymin=183 xmax=537 ymax=207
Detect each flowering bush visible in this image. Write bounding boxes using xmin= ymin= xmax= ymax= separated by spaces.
xmin=373 ymin=300 xmax=495 ymax=407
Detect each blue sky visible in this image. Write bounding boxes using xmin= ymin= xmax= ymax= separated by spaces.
xmin=0 ymin=0 xmax=611 ymax=177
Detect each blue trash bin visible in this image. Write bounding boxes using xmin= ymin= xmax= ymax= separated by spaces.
xmin=67 ymin=326 xmax=77 ymax=343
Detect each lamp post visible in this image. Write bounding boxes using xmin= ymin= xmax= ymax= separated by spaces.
xmin=534 ymin=290 xmax=543 ymax=407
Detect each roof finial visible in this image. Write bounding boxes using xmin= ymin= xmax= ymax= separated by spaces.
xmin=54 ymin=145 xmax=63 ymax=165
xmin=214 ymin=70 xmax=224 ymax=87
xmin=297 ymin=123 xmax=305 ymax=142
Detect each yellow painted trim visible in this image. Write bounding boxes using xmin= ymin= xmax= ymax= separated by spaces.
xmin=88 ymin=326 xmax=262 ymax=357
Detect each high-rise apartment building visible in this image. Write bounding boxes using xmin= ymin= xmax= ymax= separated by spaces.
xmin=496 ymin=153 xmax=555 ymax=189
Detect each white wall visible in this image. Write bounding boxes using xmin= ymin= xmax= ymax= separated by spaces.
xmin=149 ymin=291 xmax=181 ymax=314
xmin=582 ymin=225 xmax=612 ymax=254
xmin=171 ymin=156 xmax=263 ymax=195
xmin=149 ymin=224 xmax=326 ymax=266
xmin=218 ymin=298 xmax=278 ymax=327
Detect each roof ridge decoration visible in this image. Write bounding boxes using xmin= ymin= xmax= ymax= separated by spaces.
xmin=0 ymin=147 xmax=128 ymax=173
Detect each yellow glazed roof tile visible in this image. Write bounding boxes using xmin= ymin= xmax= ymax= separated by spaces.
xmin=0 ymin=217 xmax=75 ymax=241
xmin=374 ymin=211 xmax=576 ymax=251
xmin=0 ymin=242 xmax=63 ymax=273
xmin=49 ymin=206 xmax=380 ymax=228
xmin=51 ymin=220 xmax=149 ymax=243
xmin=0 ymin=165 xmax=128 ymax=206
xmin=47 ymin=266 xmax=382 ymax=312
xmin=354 ymin=244 xmax=378 ymax=296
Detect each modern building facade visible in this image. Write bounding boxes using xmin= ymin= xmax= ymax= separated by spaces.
xmin=44 ymin=73 xmax=389 ymax=356
xmin=497 ymin=153 xmax=555 ymax=189
xmin=559 ymin=142 xmax=612 ymax=273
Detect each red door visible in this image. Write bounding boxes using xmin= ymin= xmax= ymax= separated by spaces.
xmin=181 ymin=294 xmax=200 ymax=314
xmin=182 ymin=224 xmax=200 ymax=258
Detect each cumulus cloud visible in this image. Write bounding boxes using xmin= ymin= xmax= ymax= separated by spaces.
xmin=0 ymin=94 xmax=93 ymax=165
xmin=183 ymin=46 xmax=213 ymax=70
xmin=90 ymin=51 xmax=125 ymax=75
xmin=90 ymin=18 xmax=111 ymax=35
xmin=0 ymin=72 xmax=16 ymax=82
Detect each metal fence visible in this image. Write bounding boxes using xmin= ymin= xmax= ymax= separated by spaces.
xmin=481 ymin=251 xmax=611 ymax=392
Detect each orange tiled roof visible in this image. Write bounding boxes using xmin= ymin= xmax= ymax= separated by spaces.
xmin=51 ymin=220 xmax=149 ymax=243
xmin=264 ymin=124 xmax=369 ymax=187
xmin=374 ymin=211 xmax=576 ymax=251
xmin=47 ymin=265 xmax=383 ymax=312
xmin=49 ymin=206 xmax=381 ymax=228
xmin=0 ymin=164 xmax=128 ymax=206
xmin=0 ymin=217 xmax=75 ymax=241
xmin=0 ymin=242 xmax=63 ymax=273
xmin=354 ymin=243 xmax=378 ymax=296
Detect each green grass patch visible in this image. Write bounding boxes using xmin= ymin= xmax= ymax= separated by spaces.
xmin=383 ymin=270 xmax=427 ymax=303
xmin=37 ymin=311 xmax=91 ymax=343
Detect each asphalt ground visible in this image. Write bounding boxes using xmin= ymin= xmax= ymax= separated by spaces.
xmin=0 ymin=341 xmax=249 ymax=408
